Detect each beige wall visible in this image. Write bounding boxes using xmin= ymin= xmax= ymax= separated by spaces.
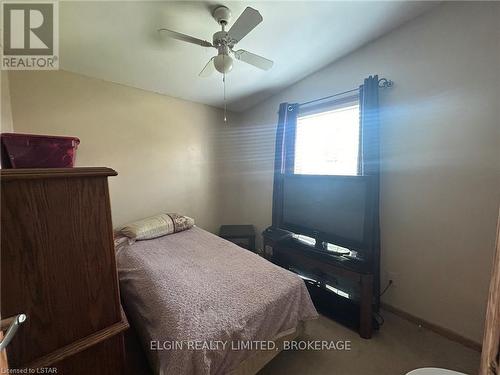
xmin=7 ymin=70 xmax=227 ymax=233
xmin=219 ymin=2 xmax=500 ymax=343
xmin=1 ymin=71 xmax=13 ymax=132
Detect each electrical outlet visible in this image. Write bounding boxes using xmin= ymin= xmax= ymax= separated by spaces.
xmin=387 ymin=271 xmax=399 ymax=286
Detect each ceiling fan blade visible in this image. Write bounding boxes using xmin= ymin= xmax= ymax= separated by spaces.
xmin=233 ymin=49 xmax=273 ymax=71
xmin=199 ymin=57 xmax=215 ymax=77
xmin=228 ymin=7 xmax=263 ymax=43
xmin=158 ymin=28 xmax=213 ymax=48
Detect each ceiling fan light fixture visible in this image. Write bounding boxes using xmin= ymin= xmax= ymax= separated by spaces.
xmin=214 ymin=54 xmax=233 ymax=74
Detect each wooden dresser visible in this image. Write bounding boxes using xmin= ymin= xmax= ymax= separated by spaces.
xmin=0 ymin=167 xmax=128 ymax=373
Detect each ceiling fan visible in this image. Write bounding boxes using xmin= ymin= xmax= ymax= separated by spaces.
xmin=158 ymin=5 xmax=273 ymax=77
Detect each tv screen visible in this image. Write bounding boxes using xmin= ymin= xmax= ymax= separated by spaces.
xmin=281 ymin=174 xmax=374 ymax=251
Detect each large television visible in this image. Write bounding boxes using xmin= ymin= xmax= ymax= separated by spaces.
xmin=281 ymin=174 xmax=375 ymax=255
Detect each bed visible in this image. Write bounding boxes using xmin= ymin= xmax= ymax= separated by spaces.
xmin=116 ymin=226 xmax=318 ymax=375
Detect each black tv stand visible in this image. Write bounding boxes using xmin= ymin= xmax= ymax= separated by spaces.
xmin=263 ymin=227 xmax=376 ymax=339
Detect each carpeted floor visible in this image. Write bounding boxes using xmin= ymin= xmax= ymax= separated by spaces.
xmin=258 ymin=311 xmax=480 ymax=375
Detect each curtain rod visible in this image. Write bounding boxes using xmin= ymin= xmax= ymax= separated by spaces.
xmin=298 ymin=77 xmax=393 ymax=107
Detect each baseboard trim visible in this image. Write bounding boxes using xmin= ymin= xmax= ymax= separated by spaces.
xmin=381 ymin=302 xmax=482 ymax=352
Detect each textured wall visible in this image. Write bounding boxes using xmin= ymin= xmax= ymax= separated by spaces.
xmin=218 ymin=2 xmax=500 ymax=343
xmin=7 ymin=70 xmax=227 ymax=233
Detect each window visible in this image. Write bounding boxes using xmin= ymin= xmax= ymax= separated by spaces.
xmin=293 ymin=101 xmax=360 ymax=176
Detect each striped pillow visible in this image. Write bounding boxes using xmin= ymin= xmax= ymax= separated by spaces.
xmin=120 ymin=213 xmax=194 ymax=241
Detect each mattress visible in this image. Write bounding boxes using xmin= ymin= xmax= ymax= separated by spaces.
xmin=117 ymin=226 xmax=318 ymax=374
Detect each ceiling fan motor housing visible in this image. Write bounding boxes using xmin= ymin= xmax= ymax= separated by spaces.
xmin=213 ymin=31 xmax=233 ymax=48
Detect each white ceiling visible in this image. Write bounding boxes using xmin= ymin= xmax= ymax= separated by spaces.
xmin=60 ymin=1 xmax=437 ymax=112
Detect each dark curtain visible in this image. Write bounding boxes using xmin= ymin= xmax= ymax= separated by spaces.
xmin=272 ymin=103 xmax=299 ymax=228
xmin=272 ymin=78 xmax=382 ymax=309
xmin=359 ymin=75 xmax=381 ymax=310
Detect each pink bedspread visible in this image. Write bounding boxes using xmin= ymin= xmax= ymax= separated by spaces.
xmin=117 ymin=226 xmax=318 ymax=375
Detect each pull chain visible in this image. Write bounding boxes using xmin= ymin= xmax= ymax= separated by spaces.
xmin=223 ymin=72 xmax=227 ymax=123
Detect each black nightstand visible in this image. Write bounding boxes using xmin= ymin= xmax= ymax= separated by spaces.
xmin=219 ymin=225 xmax=256 ymax=251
